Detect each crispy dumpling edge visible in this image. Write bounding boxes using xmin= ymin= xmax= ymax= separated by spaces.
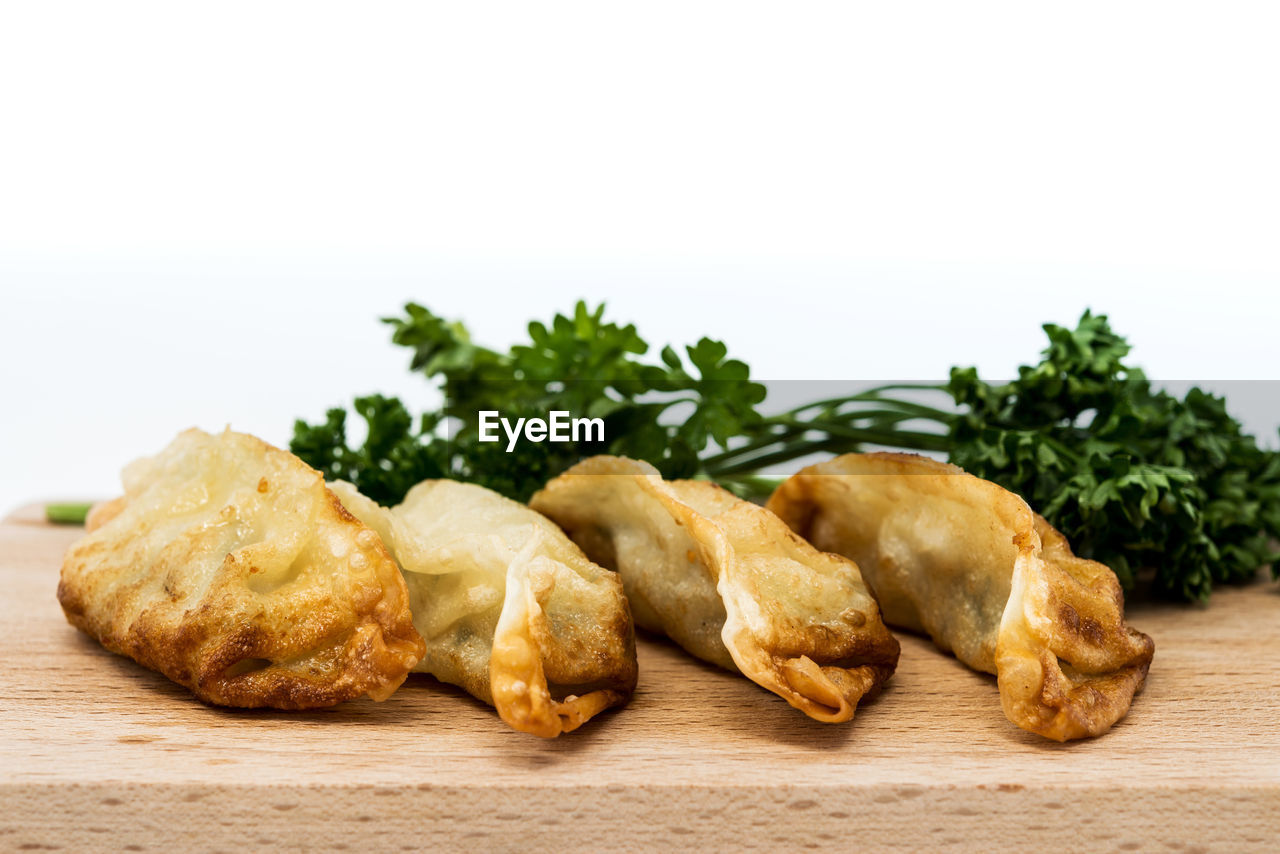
xmin=996 ymin=513 xmax=1155 ymax=741
xmin=488 ymin=529 xmax=636 ymax=737
xmin=58 ymin=428 xmax=426 ymax=710
xmin=532 ymin=455 xmax=900 ymax=724
xmin=332 ymin=479 xmax=638 ymax=738
xmin=766 ymin=451 xmax=1155 ymax=741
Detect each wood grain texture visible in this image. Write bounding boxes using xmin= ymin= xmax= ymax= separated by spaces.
xmin=2 ymin=503 xmax=1278 ymax=853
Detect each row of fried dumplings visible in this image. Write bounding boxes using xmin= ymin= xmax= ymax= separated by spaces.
xmin=58 ymin=429 xmax=1154 ymax=741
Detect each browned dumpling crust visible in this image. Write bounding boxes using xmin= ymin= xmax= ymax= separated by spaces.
xmin=767 ymin=452 xmax=1155 ymax=741
xmin=58 ymin=428 xmax=425 ymax=709
xmin=331 ymin=479 xmax=638 ymax=738
xmin=531 ymin=456 xmax=900 ymax=724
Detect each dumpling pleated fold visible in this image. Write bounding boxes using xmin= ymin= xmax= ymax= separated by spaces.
xmin=767 ymin=452 xmax=1155 ymax=741
xmin=58 ymin=428 xmax=425 ymax=709
xmin=531 ymin=456 xmax=900 ymax=723
xmin=331 ymin=479 xmax=638 ymax=738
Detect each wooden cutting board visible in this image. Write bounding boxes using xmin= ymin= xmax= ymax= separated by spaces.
xmin=2 ymin=503 xmax=1278 ymax=853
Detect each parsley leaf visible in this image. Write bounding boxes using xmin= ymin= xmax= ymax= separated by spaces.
xmin=293 ymin=303 xmax=1279 ymax=601
xmin=293 ymin=301 xmax=766 ymax=502
xmin=944 ymin=311 xmax=1280 ymax=600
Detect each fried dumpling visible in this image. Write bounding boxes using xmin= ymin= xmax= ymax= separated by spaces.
xmin=58 ymin=428 xmax=425 ymax=709
xmin=530 ymin=456 xmax=900 ymax=723
xmin=330 ymin=479 xmax=638 ymax=738
xmin=766 ymin=452 xmax=1155 ymax=741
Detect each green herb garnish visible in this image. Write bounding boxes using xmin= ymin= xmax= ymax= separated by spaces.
xmin=45 ymin=502 xmax=93 ymax=525
xmin=293 ymin=303 xmax=1280 ymax=601
xmin=293 ymin=301 xmax=766 ymax=505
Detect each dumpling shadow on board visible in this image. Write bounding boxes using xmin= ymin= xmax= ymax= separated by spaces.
xmin=60 ymin=628 xmax=428 ymax=727
xmin=892 ymin=632 xmax=1126 ymax=751
xmin=768 ymin=452 xmax=1155 ymax=743
xmin=216 ymin=673 xmax=464 ymax=727
xmin=630 ymin=631 xmax=874 ymax=750
xmin=81 ymin=650 xmax=529 ymax=730
xmin=367 ymin=675 xmax=632 ymax=767
xmin=399 ymin=670 xmax=630 ymax=753
xmin=531 ymin=456 xmax=901 ymax=729
xmin=225 ymin=670 xmax=544 ymax=729
xmin=60 ymin=627 xmax=198 ymax=705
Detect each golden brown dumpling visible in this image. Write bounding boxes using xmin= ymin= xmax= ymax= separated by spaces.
xmin=331 ymin=479 xmax=637 ymax=738
xmin=58 ymin=428 xmax=425 ymax=709
xmin=531 ymin=456 xmax=900 ymax=723
xmin=766 ymin=452 xmax=1155 ymax=741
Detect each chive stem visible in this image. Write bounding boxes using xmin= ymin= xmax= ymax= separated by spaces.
xmin=46 ymin=502 xmax=92 ymax=525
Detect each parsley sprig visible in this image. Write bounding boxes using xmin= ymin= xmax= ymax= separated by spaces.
xmin=294 ymin=301 xmax=767 ymax=504
xmin=942 ymin=312 xmax=1280 ymax=600
xmin=293 ymin=303 xmax=1280 ymax=601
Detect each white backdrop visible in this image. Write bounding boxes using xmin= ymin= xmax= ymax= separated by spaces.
xmin=2 ymin=2 xmax=1278 ymax=514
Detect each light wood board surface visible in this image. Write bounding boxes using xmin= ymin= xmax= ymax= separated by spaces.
xmin=2 ymin=502 xmax=1278 ymax=853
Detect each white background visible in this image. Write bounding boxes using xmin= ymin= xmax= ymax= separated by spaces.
xmin=2 ymin=2 xmax=1278 ymax=515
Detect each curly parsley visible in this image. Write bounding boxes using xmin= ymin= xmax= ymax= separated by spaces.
xmin=293 ymin=304 xmax=1280 ymax=601
xmin=294 ymin=301 xmax=765 ymax=504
